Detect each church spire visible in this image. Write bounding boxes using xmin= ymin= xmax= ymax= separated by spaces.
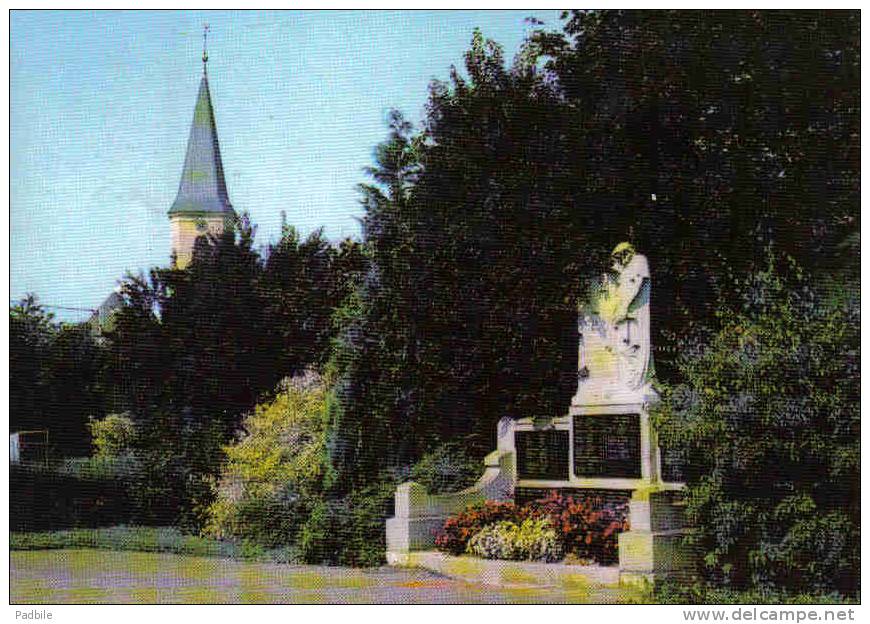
xmin=168 ymin=28 xmax=234 ymax=269
xmin=168 ymin=27 xmax=232 ymax=217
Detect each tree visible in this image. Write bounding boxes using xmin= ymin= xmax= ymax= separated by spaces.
xmin=88 ymin=412 xmax=136 ymax=458
xmin=262 ymin=226 xmax=364 ymax=374
xmin=651 ymin=257 xmax=859 ymax=596
xmin=204 ymin=371 xmax=332 ymax=547
xmin=44 ymin=322 xmax=107 ymax=456
xmin=10 ymin=295 xmax=107 ymax=456
xmin=10 ymin=295 xmax=56 ymax=434
xmin=102 ymin=213 xmax=365 ymax=525
xmin=328 ymin=110 xmax=429 ymax=485
xmin=533 ymin=10 xmax=860 ymax=379
xmin=158 ymin=216 xmax=275 ymax=440
xmin=330 ymin=31 xmax=602 ymax=488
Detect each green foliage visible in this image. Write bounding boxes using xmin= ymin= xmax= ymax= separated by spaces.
xmin=654 ymin=579 xmax=857 ymax=605
xmin=205 ymin=372 xmax=331 ymax=547
xmin=533 ymin=9 xmax=859 ymax=378
xmin=467 ymin=518 xmax=564 ymax=562
xmin=9 ymin=526 xmax=278 ymax=562
xmin=88 ymin=413 xmax=136 ymax=458
xmin=10 ymin=462 xmax=135 ymax=531
xmin=297 ymin=482 xmax=395 ymax=567
xmin=409 ymin=442 xmax=482 ymax=494
xmin=332 ymin=11 xmax=859 ymax=490
xmin=10 ymin=295 xmax=107 ymax=456
xmin=325 ymin=11 xmax=859 ymax=571
xmin=10 ymin=295 xmax=56 ymax=437
xmin=126 ymin=449 xmax=191 ymax=527
xmin=53 ymin=456 xmax=137 ymax=480
xmin=331 ymin=30 xmax=589 ymax=489
xmin=101 ymin=214 xmax=366 ymax=528
xmin=343 ymin=482 xmax=397 ymax=567
xmin=435 ymin=501 xmax=522 ymax=556
xmin=651 ymin=258 xmax=859 ymax=596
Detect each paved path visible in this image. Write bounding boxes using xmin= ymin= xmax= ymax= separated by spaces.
xmin=11 ymin=549 xmax=638 ymax=604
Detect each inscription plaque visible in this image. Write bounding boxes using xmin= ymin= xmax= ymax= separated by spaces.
xmin=516 ymin=430 xmax=569 ymax=480
xmin=573 ymin=414 xmax=641 ymax=478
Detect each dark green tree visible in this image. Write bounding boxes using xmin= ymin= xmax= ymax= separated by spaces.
xmin=328 ymin=110 xmax=424 ymax=486
xmin=330 ymin=31 xmax=602 ymax=488
xmin=262 ymin=224 xmax=364 ymax=374
xmin=10 ymin=295 xmax=107 ymax=456
xmin=44 ymin=322 xmax=107 ymax=456
xmin=103 ymin=213 xmax=365 ymax=524
xmin=10 ymin=295 xmax=56 ymax=434
xmin=652 ymin=257 xmax=859 ymax=596
xmin=533 ymin=9 xmax=860 ymax=378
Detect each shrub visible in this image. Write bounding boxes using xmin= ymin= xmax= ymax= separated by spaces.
xmin=9 ymin=526 xmax=294 ymax=563
xmin=88 ymin=413 xmax=136 ymax=458
xmin=125 ymin=449 xmax=188 ymax=527
xmin=409 ymin=442 xmax=483 ymax=494
xmin=467 ymin=521 xmax=521 ymax=560
xmin=296 ymin=497 xmax=335 ymax=564
xmin=9 ymin=463 xmax=134 ymax=531
xmin=468 ymin=517 xmax=563 ymax=562
xmin=297 ymin=482 xmax=395 ymax=567
xmin=434 ymin=500 xmax=525 ymax=555
xmin=528 ymin=491 xmax=627 ymax=565
xmin=515 ymin=517 xmax=565 ymax=563
xmin=651 ymin=260 xmax=860 ymax=595
xmin=208 ymin=483 xmax=308 ymax=549
xmin=654 ymin=579 xmax=857 ymax=605
xmin=436 ymin=492 xmax=627 ymax=564
xmin=204 ymin=372 xmax=331 ymax=547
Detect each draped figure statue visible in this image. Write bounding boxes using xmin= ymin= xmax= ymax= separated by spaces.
xmin=576 ymin=242 xmax=653 ymax=400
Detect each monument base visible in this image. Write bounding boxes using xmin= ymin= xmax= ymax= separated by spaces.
xmin=386 ymin=417 xmax=696 ymax=586
xmin=617 ymin=488 xmax=695 ymax=585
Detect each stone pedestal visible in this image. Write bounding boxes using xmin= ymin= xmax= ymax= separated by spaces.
xmin=618 ymin=488 xmax=694 ymax=586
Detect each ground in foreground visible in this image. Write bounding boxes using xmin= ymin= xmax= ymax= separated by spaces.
xmin=11 ymin=549 xmax=642 ymax=604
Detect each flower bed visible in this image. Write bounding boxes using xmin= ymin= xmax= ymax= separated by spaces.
xmin=435 ymin=492 xmax=628 ymax=565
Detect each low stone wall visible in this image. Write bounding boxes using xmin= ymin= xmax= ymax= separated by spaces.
xmin=395 ymin=550 xmax=621 ymax=588
xmin=385 ymin=446 xmax=516 ymax=563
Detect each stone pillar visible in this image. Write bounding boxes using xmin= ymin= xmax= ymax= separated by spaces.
xmin=618 ymin=489 xmax=694 ymax=586
xmin=385 ymin=483 xmax=449 ymax=564
xmin=639 ymin=409 xmax=659 ymax=483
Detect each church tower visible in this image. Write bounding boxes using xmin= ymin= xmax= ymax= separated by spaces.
xmin=168 ymin=25 xmax=235 ymax=269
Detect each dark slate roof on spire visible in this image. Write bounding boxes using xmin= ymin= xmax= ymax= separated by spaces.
xmin=169 ymin=74 xmax=233 ymax=215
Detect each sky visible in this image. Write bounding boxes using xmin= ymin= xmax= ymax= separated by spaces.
xmin=11 ymin=9 xmax=564 ymax=321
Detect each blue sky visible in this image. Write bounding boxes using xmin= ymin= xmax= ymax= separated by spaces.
xmin=11 ymin=9 xmax=563 ymax=321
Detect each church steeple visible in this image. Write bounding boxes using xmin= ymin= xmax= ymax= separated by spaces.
xmin=168 ymin=73 xmax=233 ymax=216
xmin=168 ymin=25 xmax=234 ymax=268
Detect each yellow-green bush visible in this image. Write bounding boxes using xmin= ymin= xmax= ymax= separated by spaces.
xmin=204 ymin=371 xmax=333 ymax=547
xmin=88 ymin=413 xmax=136 ymax=458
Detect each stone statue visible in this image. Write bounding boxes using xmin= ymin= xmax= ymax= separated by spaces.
xmin=576 ymin=242 xmax=653 ymax=401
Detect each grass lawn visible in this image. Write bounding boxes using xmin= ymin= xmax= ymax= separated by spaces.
xmin=10 ymin=549 xmax=646 ymax=604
